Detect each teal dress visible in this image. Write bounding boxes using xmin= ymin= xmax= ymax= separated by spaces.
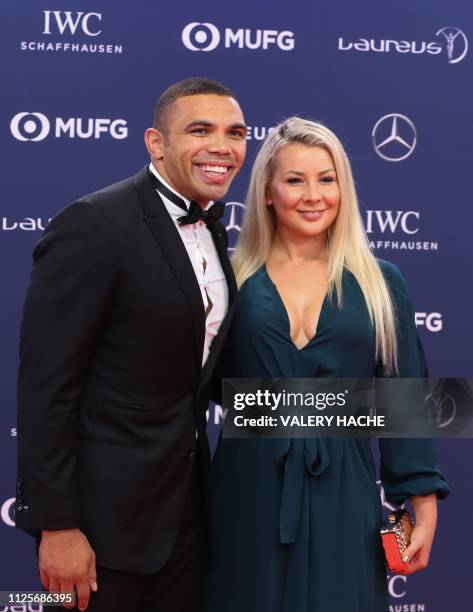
xmin=202 ymin=260 xmax=449 ymax=612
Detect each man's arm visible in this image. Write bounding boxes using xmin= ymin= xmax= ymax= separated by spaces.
xmin=16 ymin=201 xmax=119 ymax=609
xmin=17 ymin=200 xmax=119 ymax=528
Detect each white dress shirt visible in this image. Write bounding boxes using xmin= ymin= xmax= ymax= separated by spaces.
xmin=149 ymin=163 xmax=228 ymax=367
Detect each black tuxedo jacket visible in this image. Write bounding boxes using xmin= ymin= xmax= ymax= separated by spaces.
xmin=15 ymin=166 xmax=237 ymax=573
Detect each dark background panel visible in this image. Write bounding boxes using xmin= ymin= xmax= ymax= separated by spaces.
xmin=1 ymin=1 xmax=471 ymax=609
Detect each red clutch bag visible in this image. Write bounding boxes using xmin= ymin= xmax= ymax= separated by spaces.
xmin=380 ymin=509 xmax=414 ymax=572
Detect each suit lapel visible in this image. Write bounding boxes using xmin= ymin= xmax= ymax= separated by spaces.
xmin=207 ymin=220 xmax=238 ymax=306
xmin=133 ymin=166 xmax=205 ymax=369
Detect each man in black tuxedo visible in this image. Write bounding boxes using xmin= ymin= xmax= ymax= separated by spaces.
xmin=16 ymin=77 xmax=247 ymax=611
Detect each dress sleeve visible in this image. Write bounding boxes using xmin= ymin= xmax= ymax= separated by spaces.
xmin=376 ymin=260 xmax=450 ymax=505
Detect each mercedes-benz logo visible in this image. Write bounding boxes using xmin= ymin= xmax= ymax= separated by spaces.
xmin=377 ymin=480 xmax=406 ymax=513
xmin=436 ymin=27 xmax=469 ymax=64
xmin=372 ymin=114 xmax=417 ymax=162
xmin=223 ymin=201 xmax=246 ymax=252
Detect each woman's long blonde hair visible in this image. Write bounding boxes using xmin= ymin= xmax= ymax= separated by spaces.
xmin=232 ymin=117 xmax=398 ymax=374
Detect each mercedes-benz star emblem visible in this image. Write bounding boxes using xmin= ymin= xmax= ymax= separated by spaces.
xmin=223 ymin=201 xmax=246 ymax=252
xmin=372 ymin=114 xmax=417 ymax=162
xmin=376 ymin=480 xmax=406 ymax=513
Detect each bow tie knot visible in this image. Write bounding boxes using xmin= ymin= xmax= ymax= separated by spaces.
xmin=178 ymin=201 xmax=225 ymax=226
xmin=149 ymin=169 xmax=225 ymax=227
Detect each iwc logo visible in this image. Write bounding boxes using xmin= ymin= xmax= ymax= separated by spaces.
xmin=20 ymin=10 xmax=124 ymax=54
xmin=365 ymin=209 xmax=439 ymax=252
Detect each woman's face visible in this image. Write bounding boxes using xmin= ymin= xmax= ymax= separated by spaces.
xmin=267 ymin=143 xmax=340 ymax=241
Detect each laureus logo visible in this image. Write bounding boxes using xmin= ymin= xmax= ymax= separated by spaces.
xmin=425 ymin=391 xmax=456 ymax=428
xmin=338 ymin=26 xmax=468 ymax=64
xmin=435 ymin=27 xmax=468 ymax=64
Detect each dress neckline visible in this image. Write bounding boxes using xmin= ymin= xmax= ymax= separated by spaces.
xmin=262 ymin=264 xmax=329 ymax=352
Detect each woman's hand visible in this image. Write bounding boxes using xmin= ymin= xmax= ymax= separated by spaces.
xmin=398 ymin=493 xmax=437 ymax=575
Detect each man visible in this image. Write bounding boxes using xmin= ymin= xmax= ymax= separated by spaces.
xmin=16 ymin=77 xmax=247 ymax=611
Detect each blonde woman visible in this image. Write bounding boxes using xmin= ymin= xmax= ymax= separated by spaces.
xmin=202 ymin=118 xmax=448 ymax=612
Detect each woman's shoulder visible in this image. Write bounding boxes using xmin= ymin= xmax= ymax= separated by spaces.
xmin=376 ymin=257 xmax=402 ymax=279
xmin=375 ymin=258 xmax=413 ymax=308
xmin=343 ymin=259 xmax=408 ymax=296
xmin=238 ymin=265 xmax=267 ymax=294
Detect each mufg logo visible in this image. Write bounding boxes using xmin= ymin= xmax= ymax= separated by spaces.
xmin=415 ymin=312 xmax=443 ymax=332
xmin=1 ymin=497 xmax=15 ymax=527
xmin=182 ymin=22 xmax=295 ymax=51
xmin=10 ymin=112 xmax=128 ymax=141
xmin=338 ymin=26 xmax=468 ymax=64
xmin=10 ymin=112 xmax=50 ymax=142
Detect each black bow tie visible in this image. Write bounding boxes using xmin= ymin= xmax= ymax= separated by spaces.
xmin=149 ymin=169 xmax=225 ymax=226
xmin=177 ymin=200 xmax=225 ymax=226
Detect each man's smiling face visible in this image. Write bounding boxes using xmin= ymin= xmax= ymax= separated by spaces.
xmin=148 ymin=94 xmax=247 ymax=206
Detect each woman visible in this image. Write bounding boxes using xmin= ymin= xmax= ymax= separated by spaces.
xmin=202 ymin=118 xmax=449 ymax=612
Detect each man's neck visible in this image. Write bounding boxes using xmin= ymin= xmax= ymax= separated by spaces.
xmin=149 ymin=162 xmax=189 ymax=203
xmin=149 ymin=162 xmax=211 ymax=210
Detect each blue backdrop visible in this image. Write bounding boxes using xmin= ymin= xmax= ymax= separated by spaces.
xmin=1 ymin=1 xmax=472 ymax=610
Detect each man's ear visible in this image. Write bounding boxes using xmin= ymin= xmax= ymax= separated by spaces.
xmin=144 ymin=128 xmax=165 ymax=160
